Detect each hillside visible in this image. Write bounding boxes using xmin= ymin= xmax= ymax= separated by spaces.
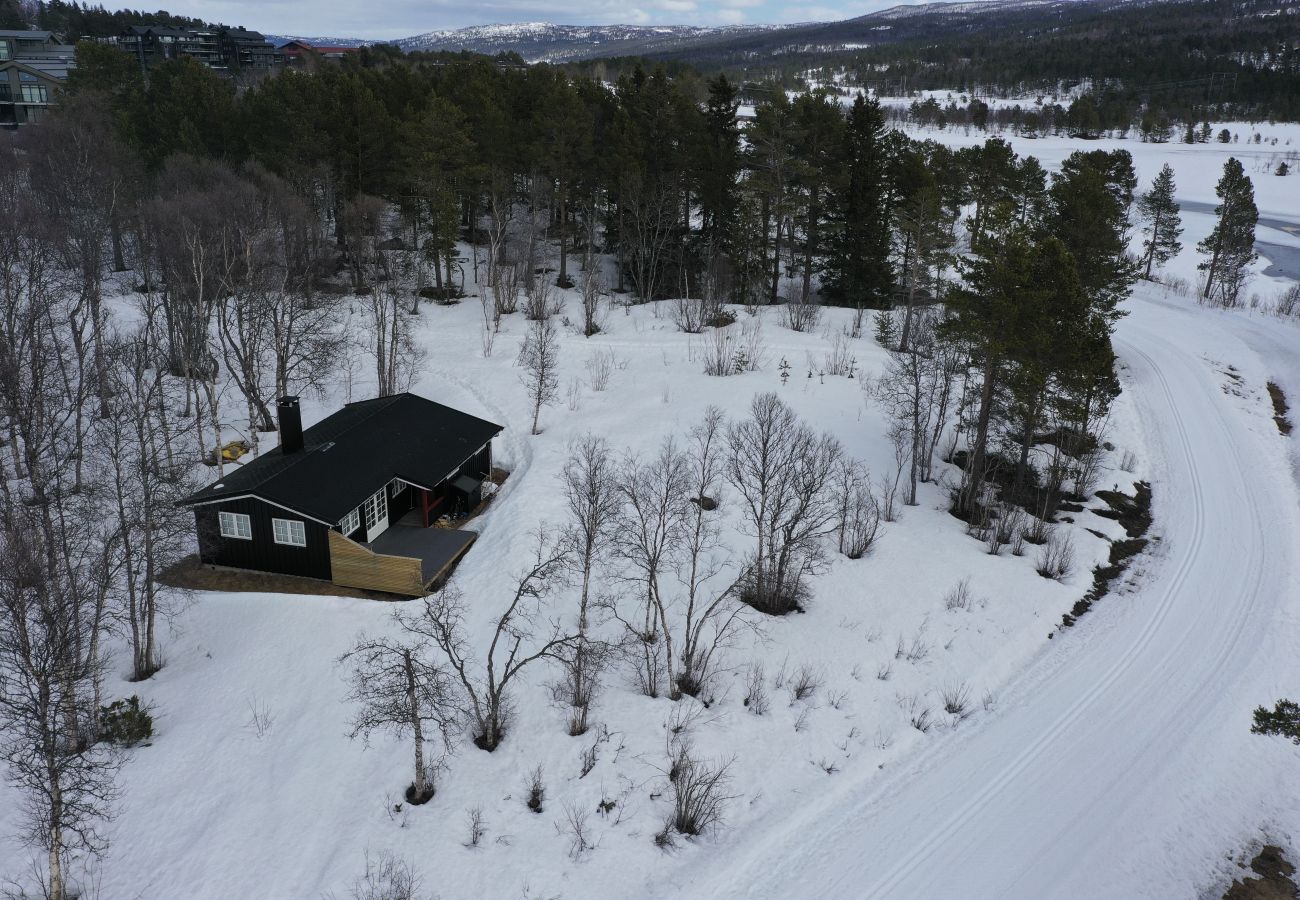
xmin=395 ymin=22 xmax=773 ymax=62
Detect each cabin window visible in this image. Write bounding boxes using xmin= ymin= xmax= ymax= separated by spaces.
xmin=272 ymin=518 xmax=306 ymax=547
xmin=363 ymin=488 xmax=388 ymax=532
xmin=218 ymin=511 xmax=252 ymax=540
xmin=339 ymin=508 xmax=360 ymax=535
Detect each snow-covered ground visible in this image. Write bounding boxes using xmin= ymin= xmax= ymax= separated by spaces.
xmin=1 ymin=125 xmax=1297 ymax=899
xmin=0 ymin=297 xmax=1127 ymax=898
xmin=666 ymin=284 xmax=1300 ymax=899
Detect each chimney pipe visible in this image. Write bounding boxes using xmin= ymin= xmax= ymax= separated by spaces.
xmin=277 ymin=396 xmax=303 ymax=454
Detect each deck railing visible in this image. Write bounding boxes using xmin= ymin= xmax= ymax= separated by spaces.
xmin=327 ymin=531 xmax=425 ymax=596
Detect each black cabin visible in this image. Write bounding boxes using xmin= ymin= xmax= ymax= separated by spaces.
xmin=179 ymin=394 xmax=503 ymax=589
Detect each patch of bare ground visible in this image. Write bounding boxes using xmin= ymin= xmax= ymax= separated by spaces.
xmin=160 ymin=555 xmax=402 ymax=601
xmin=1053 ymin=481 xmax=1152 ymax=633
xmin=1267 ymin=382 xmax=1292 ymax=435
xmin=1224 ymin=845 xmax=1300 ymax=900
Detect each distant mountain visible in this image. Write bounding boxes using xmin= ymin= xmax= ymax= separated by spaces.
xmin=263 ymin=2 xmax=1144 ymax=64
xmin=264 ymin=34 xmax=371 ymax=48
xmin=267 ymin=1 xmax=1144 ymax=65
xmin=393 ymin=22 xmax=774 ymax=62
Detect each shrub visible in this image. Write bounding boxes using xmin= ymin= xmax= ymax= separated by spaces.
xmin=788 ymin=664 xmax=822 ymax=703
xmin=943 ymin=579 xmax=972 ymax=612
xmin=1036 ymin=531 xmax=1076 ymax=581
xmin=344 ymin=851 xmax=427 ymax=900
xmin=667 ymin=751 xmax=734 ymax=837
xmin=942 ymin=681 xmax=972 ymax=718
xmin=99 ymin=696 xmax=153 ymax=747
xmin=526 ymin=765 xmax=545 ymax=813
xmin=742 ymin=663 xmax=768 ymax=715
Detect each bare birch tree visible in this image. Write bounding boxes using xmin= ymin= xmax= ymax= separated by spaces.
xmin=100 ymin=329 xmax=200 ymax=681
xmin=518 ymin=318 xmax=560 ymax=435
xmin=419 ymin=534 xmax=574 ymax=751
xmin=0 ymin=524 xmax=120 ymax=900
xmin=725 ymin=394 xmax=842 ymax=615
xmin=673 ymin=408 xmax=748 ymax=698
xmin=614 ymin=440 xmax=688 ymax=699
xmin=340 ymin=615 xmax=458 ymax=804
xmin=559 ymin=436 xmax=620 ymax=734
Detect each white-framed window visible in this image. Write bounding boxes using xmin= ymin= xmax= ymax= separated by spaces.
xmin=340 ymin=508 xmax=361 ymax=535
xmin=363 ymin=488 xmax=388 ymax=531
xmin=218 ymin=511 xmax=252 ymax=540
xmin=389 ymin=478 xmax=407 ymax=499
xmin=272 ymin=518 xmax=306 ymax=547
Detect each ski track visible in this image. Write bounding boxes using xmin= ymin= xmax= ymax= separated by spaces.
xmin=663 ymin=294 xmax=1300 ymax=900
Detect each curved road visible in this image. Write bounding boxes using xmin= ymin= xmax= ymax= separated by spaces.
xmin=662 ymin=294 xmax=1300 ymax=899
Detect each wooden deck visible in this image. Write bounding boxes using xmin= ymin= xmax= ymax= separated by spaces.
xmin=328 ymin=526 xmax=479 ymax=597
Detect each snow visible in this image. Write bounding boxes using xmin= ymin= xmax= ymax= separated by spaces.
xmin=6 ymin=296 xmax=1118 ymax=898
xmin=668 ymin=285 xmax=1300 ymax=900
xmin=1 ymin=125 xmax=1298 ymax=898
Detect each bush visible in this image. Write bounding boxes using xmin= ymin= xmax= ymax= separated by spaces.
xmin=99 ymin=696 xmax=153 ymax=747
xmin=526 ymin=765 xmax=545 ymax=813
xmin=667 ymin=751 xmax=734 ymax=837
xmin=1036 ymin=530 xmax=1075 ymax=581
xmin=943 ymin=578 xmax=972 ymax=611
xmin=343 ymin=850 xmax=427 ymax=900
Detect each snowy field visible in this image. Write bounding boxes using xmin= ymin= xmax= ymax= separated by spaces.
xmin=1 ymin=124 xmax=1297 ymax=899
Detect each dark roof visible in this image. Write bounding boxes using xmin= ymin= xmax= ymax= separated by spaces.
xmin=180 ymin=393 xmax=502 ymax=524
xmin=123 ymin=25 xmax=193 ymax=38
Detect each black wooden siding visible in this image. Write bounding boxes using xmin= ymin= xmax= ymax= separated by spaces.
xmin=388 ymin=481 xmax=415 ymax=526
xmin=194 ymin=496 xmax=332 ymax=580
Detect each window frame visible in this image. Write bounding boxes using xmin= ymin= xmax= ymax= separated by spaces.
xmin=218 ymin=511 xmax=252 ymax=540
xmin=339 ymin=508 xmax=361 ymax=535
xmin=363 ymin=488 xmax=388 ymax=532
xmin=272 ymin=517 xmax=306 ymax=547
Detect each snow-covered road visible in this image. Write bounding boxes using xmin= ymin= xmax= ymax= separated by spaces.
xmin=667 ymin=291 xmax=1300 ymax=899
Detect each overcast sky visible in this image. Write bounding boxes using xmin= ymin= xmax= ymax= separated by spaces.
xmin=165 ymin=0 xmax=878 ymax=39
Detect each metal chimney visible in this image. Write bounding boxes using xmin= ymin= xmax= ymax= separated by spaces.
xmin=277 ymin=396 xmax=304 ymax=454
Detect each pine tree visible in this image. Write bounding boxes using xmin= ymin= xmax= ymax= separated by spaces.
xmin=1198 ymin=157 xmax=1258 ymax=307
xmin=1136 ymin=163 xmax=1183 ymax=280
xmin=821 ymin=94 xmax=893 ymax=308
xmin=696 ymin=74 xmax=741 ymax=255
xmin=1045 ymin=150 xmax=1138 ymax=318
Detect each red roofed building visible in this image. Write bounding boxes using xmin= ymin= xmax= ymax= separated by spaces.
xmin=279 ymin=40 xmax=357 ymax=63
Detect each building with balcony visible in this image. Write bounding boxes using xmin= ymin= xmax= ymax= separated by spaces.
xmin=0 ymin=30 xmax=75 ymax=126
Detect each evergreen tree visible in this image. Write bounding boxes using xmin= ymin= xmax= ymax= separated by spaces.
xmin=790 ymin=90 xmax=844 ymax=303
xmin=1045 ymin=150 xmax=1137 ymax=319
xmin=1136 ymin=164 xmax=1183 ymax=280
xmin=960 ymin=138 xmax=1019 ymax=249
xmin=1252 ymin=700 xmax=1300 ymax=744
xmin=941 ymin=221 xmax=1038 ymax=518
xmin=821 ymin=94 xmax=892 ymax=308
xmin=1198 ymin=157 xmax=1258 ymax=307
xmin=745 ymin=91 xmax=798 ymax=305
xmin=696 ymin=74 xmax=741 ymax=255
